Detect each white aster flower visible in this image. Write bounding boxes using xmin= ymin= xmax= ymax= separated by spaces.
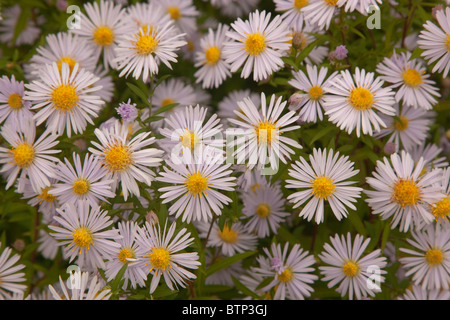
xmin=157 ymin=159 xmax=236 ymax=223
xmin=151 ymin=78 xmax=197 ymax=126
xmin=319 ymin=233 xmax=387 ymax=300
xmin=398 ymin=285 xmax=450 ymax=300
xmin=418 ymin=7 xmax=450 ymax=78
xmin=288 ymin=65 xmax=338 ymax=123
xmin=51 ymin=152 xmax=116 ymax=207
xmin=105 ymin=221 xmax=147 ymax=290
xmin=125 ymin=2 xmax=171 ymax=31
xmin=37 ymin=213 xmax=60 ymax=260
xmin=253 ymin=242 xmax=318 ymax=300
xmin=71 ymin=0 xmax=134 ymax=69
xmin=303 ymin=0 xmax=339 ymax=30
xmin=159 ymin=104 xmax=224 ymax=165
xmin=49 ymin=201 xmax=121 ymax=270
xmin=286 ymin=148 xmax=362 ymax=224
xmin=409 ymin=143 xmax=449 ymax=174
xmin=0 ymin=243 xmax=27 ymax=300
xmin=324 ymin=67 xmax=396 ymax=137
xmin=49 ymin=271 xmax=112 ymax=300
xmin=236 ymin=167 xmax=270 ymax=194
xmin=194 ymin=23 xmax=231 ymax=89
xmin=197 ymin=221 xmax=258 ymax=256
xmin=218 ymin=90 xmax=261 ymax=126
xmin=223 ymin=10 xmax=291 ymax=82
xmin=228 ymin=92 xmax=302 ymax=171
xmin=0 ymin=75 xmax=34 ymax=131
xmin=25 ymin=32 xmax=97 ymax=80
xmin=25 ymin=62 xmax=104 ymax=138
xmin=365 ymin=150 xmax=443 ymax=232
xmin=241 ymin=180 xmax=289 ymax=237
xmin=205 ymin=250 xmax=244 ymax=286
xmin=376 ymin=51 xmax=440 ymax=111
xmin=211 ymin=0 xmax=260 ymax=18
xmin=133 ymin=221 xmax=200 ymax=294
xmin=274 ymin=0 xmax=310 ymax=27
xmin=374 ymin=103 xmax=435 ymax=152
xmin=429 ymin=167 xmax=450 ymax=224
xmin=399 ymin=223 xmax=450 ymax=290
xmin=114 ymin=18 xmax=186 ymax=82
xmin=19 ymin=177 xmax=59 ymax=219
xmin=154 ymin=0 xmax=199 ymax=35
xmin=89 ymin=120 xmax=164 ymax=201
xmin=0 ymin=122 xmax=60 ymax=193
xmin=337 ymin=0 xmax=381 ymax=15
xmin=0 ymin=5 xmax=42 ymax=46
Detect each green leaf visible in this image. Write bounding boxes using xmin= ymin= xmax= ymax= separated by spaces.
xmin=110 ymin=263 xmax=127 ymax=291
xmin=347 ymin=211 xmax=367 ymax=236
xmin=381 ymin=222 xmax=390 ymax=252
xmin=12 ymin=6 xmax=31 ymax=46
xmin=153 ymin=103 xmax=179 ymax=116
xmin=126 ymin=82 xmax=150 ymax=107
xmin=231 ymin=276 xmax=264 ymax=300
xmin=206 ymin=251 xmax=256 ymax=277
xmin=309 ymin=125 xmax=337 ymax=146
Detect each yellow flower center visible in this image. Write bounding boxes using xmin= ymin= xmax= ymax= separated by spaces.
xmin=161 ymin=98 xmax=175 ymax=108
xmin=179 ymin=131 xmax=198 ymax=150
xmin=104 ymin=144 xmax=133 ymax=172
xmin=8 ymin=93 xmax=23 ymax=109
xmin=325 ymin=0 xmax=338 ymax=5
xmin=39 ymin=187 xmax=57 ymax=203
xmin=205 ymin=46 xmax=221 ymax=65
xmin=57 ymin=56 xmax=77 ymax=74
xmin=12 ymin=143 xmax=35 ymax=168
xmin=73 ymin=227 xmax=93 ymax=251
xmin=255 ymin=121 xmax=277 ymax=146
xmin=392 ymin=178 xmax=421 ymax=208
xmin=402 ymin=69 xmax=423 ymax=88
xmin=187 ymin=40 xmax=195 ymax=52
xmin=245 ymin=33 xmax=266 ymax=56
xmin=250 ymin=183 xmax=261 ymax=194
xmin=148 ymin=247 xmax=171 ymax=271
xmin=432 ymin=197 xmax=450 ymax=221
xmin=256 ymin=203 xmax=271 ymax=218
xmin=167 ymin=7 xmax=181 ymax=20
xmin=294 ymin=0 xmax=309 ymax=9
xmin=118 ymin=247 xmax=135 ymax=264
xmin=343 ymin=261 xmax=359 ymax=277
xmin=218 ymin=223 xmax=238 ymax=243
xmin=277 ymin=267 xmax=293 ymax=282
xmin=349 ymin=87 xmax=374 ymax=110
xmin=394 ymin=115 xmax=409 ymax=131
xmin=312 ymin=176 xmax=335 ymax=200
xmin=185 ymin=172 xmax=209 ymax=197
xmin=93 ymin=26 xmax=115 ymax=46
xmin=309 ymin=86 xmax=323 ymax=101
xmin=135 ymin=33 xmax=159 ymax=55
xmin=446 ymin=34 xmax=450 ymax=52
xmin=425 ymin=248 xmax=444 ymax=266
xmin=51 ymin=84 xmax=78 ymax=112
xmin=73 ymin=178 xmax=90 ymax=195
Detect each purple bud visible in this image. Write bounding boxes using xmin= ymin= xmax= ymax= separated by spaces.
xmin=328 ymin=51 xmax=337 ymax=63
xmin=384 ymin=142 xmax=397 ymax=155
xmin=116 ymin=99 xmax=138 ymax=122
xmin=334 ymin=45 xmax=348 ymax=60
xmin=288 ymin=92 xmax=304 ymax=109
xmin=270 ymin=257 xmax=284 ymax=273
xmin=56 ymin=0 xmax=68 ymax=11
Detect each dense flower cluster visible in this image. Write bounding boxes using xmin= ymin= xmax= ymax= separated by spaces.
xmin=0 ymin=0 xmax=449 ymax=301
